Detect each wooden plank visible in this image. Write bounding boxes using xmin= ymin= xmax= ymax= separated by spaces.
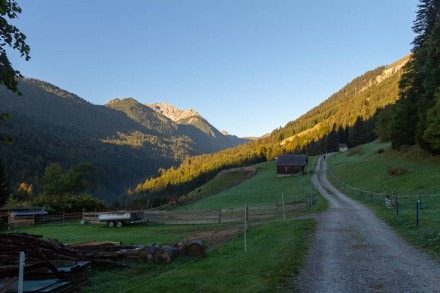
xmin=385 ymin=197 xmax=392 ymax=209
xmin=9 ymin=219 xmax=35 ymax=227
xmin=163 ymin=213 xmax=219 ymax=220
xmin=220 ymin=217 xmax=242 ymax=223
xmin=248 ymin=214 xmax=277 ymax=220
xmin=248 ymin=205 xmax=277 ymax=211
xmin=220 ymin=207 xmax=243 ymax=213
xmin=248 ymin=208 xmax=277 ymax=215
xmin=163 ymin=219 xmax=219 ymax=225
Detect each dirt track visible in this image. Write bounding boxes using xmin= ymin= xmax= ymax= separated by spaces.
xmin=294 ymin=156 xmax=440 ymax=292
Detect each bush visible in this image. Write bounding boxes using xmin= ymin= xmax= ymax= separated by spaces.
xmin=387 ymin=167 xmax=409 ymax=177
xmin=32 ymin=194 xmax=106 ymax=213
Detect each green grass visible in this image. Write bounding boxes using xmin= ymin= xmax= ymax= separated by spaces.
xmin=11 ymin=222 xmax=211 ymax=245
xmin=184 ymin=167 xmax=256 ymax=200
xmin=6 ymin=157 xmax=324 ymax=292
xmin=328 ymin=142 xmax=440 ymax=195
xmin=85 ymin=219 xmax=315 ymax=293
xmin=10 ymin=220 xmax=315 ymax=292
xmin=178 ymin=159 xmax=319 ymax=210
xmin=327 ymin=141 xmax=440 ymax=258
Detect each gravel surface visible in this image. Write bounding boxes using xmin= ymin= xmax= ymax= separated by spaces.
xmin=294 ymin=156 xmax=440 ymax=292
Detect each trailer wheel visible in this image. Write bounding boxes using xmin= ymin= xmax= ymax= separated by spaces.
xmin=108 ymin=221 xmax=115 ymax=228
xmin=116 ymin=221 xmax=123 ymax=228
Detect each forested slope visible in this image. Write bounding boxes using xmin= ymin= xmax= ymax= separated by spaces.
xmin=133 ymin=55 xmax=409 ymax=206
xmin=0 ymin=79 xmax=247 ymax=201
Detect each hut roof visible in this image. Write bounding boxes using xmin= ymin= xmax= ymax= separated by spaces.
xmin=9 ymin=209 xmax=48 ymax=216
xmin=276 ymin=155 xmax=308 ymax=166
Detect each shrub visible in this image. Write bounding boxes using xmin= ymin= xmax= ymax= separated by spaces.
xmin=387 ymin=167 xmax=409 ymax=177
xmin=32 ymin=194 xmax=106 ymax=213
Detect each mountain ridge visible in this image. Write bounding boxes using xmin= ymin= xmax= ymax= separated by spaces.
xmin=147 ymin=102 xmax=200 ymax=122
xmin=0 ymin=79 xmax=248 ymax=201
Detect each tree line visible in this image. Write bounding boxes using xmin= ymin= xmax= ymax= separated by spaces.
xmin=390 ymin=0 xmax=440 ymax=153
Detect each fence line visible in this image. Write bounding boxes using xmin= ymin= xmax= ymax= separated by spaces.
xmin=80 ymin=201 xmax=308 ymax=226
xmin=328 ymin=171 xmax=440 ymax=227
xmin=8 ymin=212 xmax=84 ymax=227
xmin=6 ymin=196 xmax=315 ymax=228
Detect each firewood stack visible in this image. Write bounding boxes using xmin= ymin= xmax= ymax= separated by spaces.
xmin=0 ymin=232 xmax=84 ymax=265
xmin=0 ymin=232 xmax=205 ymax=266
xmin=0 ymin=232 xmax=205 ymax=292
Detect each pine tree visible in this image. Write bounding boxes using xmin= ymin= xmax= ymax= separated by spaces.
xmin=423 ymin=94 xmax=440 ymax=152
xmin=391 ymin=0 xmax=440 ymax=152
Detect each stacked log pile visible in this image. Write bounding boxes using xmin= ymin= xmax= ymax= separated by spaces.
xmin=0 ymin=233 xmax=205 ymax=267
xmin=0 ymin=233 xmax=84 ymax=265
xmin=1 ymin=233 xmax=205 ymax=292
xmin=71 ymin=241 xmax=205 ymax=263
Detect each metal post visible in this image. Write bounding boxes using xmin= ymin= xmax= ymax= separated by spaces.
xmin=419 ymin=195 xmax=422 ymax=209
xmin=416 ymin=201 xmax=419 ymax=227
xmin=18 ymin=251 xmax=25 ymax=293
xmin=281 ymin=193 xmax=286 ymax=221
xmin=244 ymin=203 xmax=247 ymax=253
xmin=396 ymin=196 xmax=399 ymax=215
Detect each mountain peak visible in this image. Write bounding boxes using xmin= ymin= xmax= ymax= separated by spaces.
xmin=147 ymin=102 xmax=200 ymax=122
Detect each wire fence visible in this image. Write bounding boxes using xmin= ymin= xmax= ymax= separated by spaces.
xmin=328 ymin=172 xmax=440 ymax=228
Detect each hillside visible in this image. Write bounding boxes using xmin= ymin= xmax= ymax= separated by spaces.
xmin=0 ymin=79 xmax=247 ymax=201
xmin=272 ymin=54 xmax=410 ymax=148
xmin=134 ymin=55 xmax=410 ymax=202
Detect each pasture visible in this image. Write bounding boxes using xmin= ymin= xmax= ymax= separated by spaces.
xmin=7 ymin=158 xmax=322 ymax=292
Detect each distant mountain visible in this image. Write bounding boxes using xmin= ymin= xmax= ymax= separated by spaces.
xmin=147 ymin=102 xmax=246 ymax=148
xmin=0 ymin=79 xmax=248 ymax=201
xmin=109 ymin=99 xmax=248 ymax=152
xmin=147 ymin=102 xmax=200 ymax=122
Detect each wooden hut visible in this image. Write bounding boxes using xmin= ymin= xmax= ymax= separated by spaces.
xmin=276 ymin=155 xmax=308 ymax=176
xmin=339 ymin=143 xmax=348 ymax=152
xmin=7 ymin=209 xmax=48 ymax=227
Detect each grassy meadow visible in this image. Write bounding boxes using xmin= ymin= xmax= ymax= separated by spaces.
xmin=327 ymin=141 xmax=440 ymax=258
xmin=178 ymin=158 xmax=324 ymax=211
xmin=7 ymin=157 xmax=323 ymax=292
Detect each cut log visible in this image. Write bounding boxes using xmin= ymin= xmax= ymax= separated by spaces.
xmin=154 ymin=245 xmax=175 ymax=263
xmin=173 ymin=242 xmax=186 ymax=256
xmin=185 ymin=240 xmax=205 ymax=257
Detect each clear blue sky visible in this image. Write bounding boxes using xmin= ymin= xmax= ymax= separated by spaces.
xmin=10 ymin=0 xmax=418 ymax=137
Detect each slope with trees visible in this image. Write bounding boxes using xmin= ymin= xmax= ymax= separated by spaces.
xmin=0 ymin=0 xmax=31 ymax=208
xmin=391 ymin=0 xmax=440 ymax=153
xmin=0 ymin=78 xmax=247 ymax=203
xmin=133 ymin=56 xmax=409 ymax=206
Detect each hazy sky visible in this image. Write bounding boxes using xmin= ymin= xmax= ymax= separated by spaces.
xmin=10 ymin=0 xmax=418 ymax=137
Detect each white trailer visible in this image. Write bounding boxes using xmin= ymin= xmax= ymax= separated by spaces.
xmin=98 ymin=211 xmax=147 ymax=227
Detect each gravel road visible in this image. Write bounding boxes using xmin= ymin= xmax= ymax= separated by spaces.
xmin=294 ymin=156 xmax=440 ymax=292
